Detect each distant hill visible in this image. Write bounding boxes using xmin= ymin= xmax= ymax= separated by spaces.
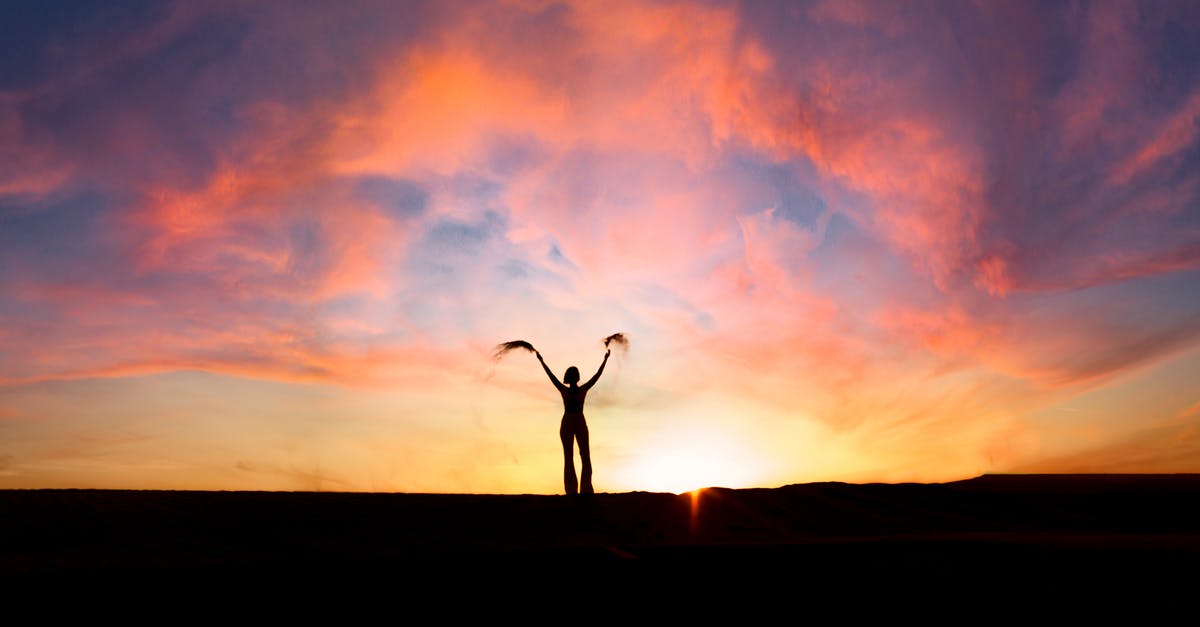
xmin=3 ymin=474 xmax=1198 ymax=601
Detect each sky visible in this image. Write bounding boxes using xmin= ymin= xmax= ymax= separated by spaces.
xmin=1 ymin=0 xmax=1199 ymax=494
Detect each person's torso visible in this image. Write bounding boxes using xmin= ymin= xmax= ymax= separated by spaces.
xmin=560 ymin=386 xmax=587 ymax=414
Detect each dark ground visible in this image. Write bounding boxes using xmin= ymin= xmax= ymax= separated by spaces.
xmin=4 ymin=474 xmax=1198 ymax=610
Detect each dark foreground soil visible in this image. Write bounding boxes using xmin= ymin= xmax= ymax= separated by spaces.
xmin=4 ymin=474 xmax=1198 ymax=609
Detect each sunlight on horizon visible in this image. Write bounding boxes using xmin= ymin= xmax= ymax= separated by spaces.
xmin=2 ymin=2 xmax=1199 ymax=493
xmin=611 ymin=428 xmax=767 ymax=494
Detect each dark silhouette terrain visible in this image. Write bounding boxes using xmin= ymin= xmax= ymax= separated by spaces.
xmin=3 ymin=475 xmax=1198 ymax=606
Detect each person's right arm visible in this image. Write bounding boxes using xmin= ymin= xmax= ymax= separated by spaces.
xmin=537 ymin=352 xmax=565 ymax=391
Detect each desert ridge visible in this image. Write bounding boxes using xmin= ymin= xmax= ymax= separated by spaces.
xmin=3 ymin=474 xmax=1198 ymax=599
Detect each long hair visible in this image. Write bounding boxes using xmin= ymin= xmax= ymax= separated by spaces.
xmin=492 ymin=340 xmax=535 ymax=360
xmin=564 ymin=366 xmax=580 ymax=384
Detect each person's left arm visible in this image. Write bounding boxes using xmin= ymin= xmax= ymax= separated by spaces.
xmin=581 ymin=349 xmax=610 ymax=391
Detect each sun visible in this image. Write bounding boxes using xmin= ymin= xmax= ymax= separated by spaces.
xmin=614 ymin=429 xmax=765 ymax=494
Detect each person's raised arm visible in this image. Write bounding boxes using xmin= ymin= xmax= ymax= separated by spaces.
xmin=536 ymin=351 xmax=566 ymax=391
xmin=581 ymin=349 xmax=610 ymax=391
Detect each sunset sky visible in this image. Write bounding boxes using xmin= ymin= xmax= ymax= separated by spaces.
xmin=2 ymin=0 xmax=1199 ymax=494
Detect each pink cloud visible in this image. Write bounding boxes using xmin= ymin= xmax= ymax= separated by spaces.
xmin=3 ymin=1 xmax=1200 ymax=489
xmin=1108 ymin=91 xmax=1200 ymax=187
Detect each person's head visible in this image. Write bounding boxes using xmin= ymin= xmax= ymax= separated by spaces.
xmin=564 ymin=366 xmax=580 ymax=385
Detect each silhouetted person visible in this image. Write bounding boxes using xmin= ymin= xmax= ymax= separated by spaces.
xmin=536 ymin=348 xmax=609 ymax=495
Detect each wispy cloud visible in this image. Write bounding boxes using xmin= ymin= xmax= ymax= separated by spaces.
xmin=1 ymin=1 xmax=1198 ymax=490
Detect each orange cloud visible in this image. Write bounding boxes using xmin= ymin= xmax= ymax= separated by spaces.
xmin=132 ymin=159 xmax=408 ymax=302
xmin=1109 ymin=91 xmax=1200 ymax=187
xmin=4 ymin=0 xmax=1200 ymax=490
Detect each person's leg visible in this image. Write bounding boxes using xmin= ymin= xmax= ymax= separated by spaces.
xmin=578 ymin=421 xmax=593 ymax=495
xmin=560 ymin=420 xmax=577 ymax=495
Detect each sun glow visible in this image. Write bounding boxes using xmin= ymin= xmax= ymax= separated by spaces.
xmin=613 ymin=428 xmax=766 ymax=494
